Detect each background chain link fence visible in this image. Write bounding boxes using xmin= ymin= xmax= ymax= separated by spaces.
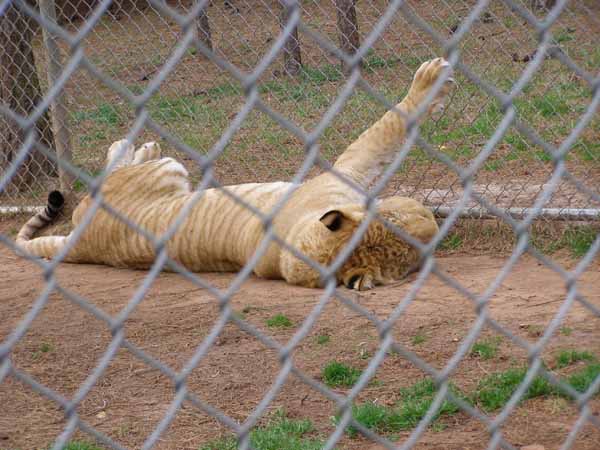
xmin=1 ymin=0 xmax=599 ymax=216
xmin=1 ymin=0 xmax=600 ymax=449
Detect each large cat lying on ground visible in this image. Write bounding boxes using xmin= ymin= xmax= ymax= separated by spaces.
xmin=17 ymin=58 xmax=454 ymax=290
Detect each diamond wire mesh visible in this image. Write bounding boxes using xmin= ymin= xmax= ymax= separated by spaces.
xmin=1 ymin=0 xmax=600 ymax=213
xmin=1 ymin=0 xmax=600 ymax=449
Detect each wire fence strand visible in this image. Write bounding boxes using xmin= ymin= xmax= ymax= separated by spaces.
xmin=1 ymin=0 xmax=600 ymax=449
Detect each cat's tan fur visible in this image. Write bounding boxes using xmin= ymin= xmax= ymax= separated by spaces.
xmin=17 ymin=58 xmax=453 ymax=290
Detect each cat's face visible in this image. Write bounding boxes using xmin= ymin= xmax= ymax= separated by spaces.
xmin=280 ymin=197 xmax=439 ymax=290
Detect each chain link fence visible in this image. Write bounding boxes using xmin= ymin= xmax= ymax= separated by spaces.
xmin=1 ymin=0 xmax=599 ymax=216
xmin=1 ymin=0 xmax=600 ymax=449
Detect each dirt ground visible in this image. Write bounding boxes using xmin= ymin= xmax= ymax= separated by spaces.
xmin=2 ymin=232 xmax=600 ymax=449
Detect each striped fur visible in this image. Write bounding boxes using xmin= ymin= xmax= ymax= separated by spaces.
xmin=16 ymin=58 xmax=453 ymax=290
xmin=16 ymin=191 xmax=66 ymax=259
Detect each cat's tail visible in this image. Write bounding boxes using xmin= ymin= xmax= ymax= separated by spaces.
xmin=16 ymin=190 xmax=70 ymax=260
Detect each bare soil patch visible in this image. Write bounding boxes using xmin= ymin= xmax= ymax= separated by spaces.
xmin=1 ymin=243 xmax=599 ymax=450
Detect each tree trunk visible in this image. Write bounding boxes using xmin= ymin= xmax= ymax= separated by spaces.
xmin=196 ymin=4 xmax=213 ymax=51
xmin=0 ymin=3 xmax=56 ymax=194
xmin=530 ymin=0 xmax=557 ymax=10
xmin=54 ymin=0 xmax=149 ymax=24
xmin=279 ymin=1 xmax=302 ymax=76
xmin=335 ymin=0 xmax=360 ymax=75
xmin=40 ymin=0 xmax=75 ymax=194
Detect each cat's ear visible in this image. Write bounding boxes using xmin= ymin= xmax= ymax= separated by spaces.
xmin=319 ymin=210 xmax=345 ymax=232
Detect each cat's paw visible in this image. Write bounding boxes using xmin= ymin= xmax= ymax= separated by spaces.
xmin=342 ymin=270 xmax=376 ymax=291
xmin=133 ymin=141 xmax=162 ymax=164
xmin=106 ymin=139 xmax=135 ymax=170
xmin=408 ymin=57 xmax=455 ymax=115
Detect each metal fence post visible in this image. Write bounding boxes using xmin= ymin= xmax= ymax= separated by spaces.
xmin=39 ymin=0 xmax=74 ymax=195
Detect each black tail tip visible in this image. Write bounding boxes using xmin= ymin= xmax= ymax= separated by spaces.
xmin=47 ymin=190 xmax=65 ymax=215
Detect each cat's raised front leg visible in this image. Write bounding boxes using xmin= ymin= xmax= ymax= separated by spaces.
xmin=333 ymin=57 xmax=454 ymax=187
xmin=406 ymin=57 xmax=455 ymax=117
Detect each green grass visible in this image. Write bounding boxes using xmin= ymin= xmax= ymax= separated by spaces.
xmin=471 ymin=337 xmax=501 ymax=360
xmin=260 ymin=128 xmax=292 ymax=148
xmin=266 ymin=314 xmax=293 ymax=329
xmin=396 ymin=378 xmax=461 ymax=425
xmin=473 ymin=368 xmax=554 ymax=412
xmin=556 ymin=80 xmax=590 ymax=100
xmin=72 ymin=103 xmax=121 ymax=125
xmin=535 ymin=226 xmax=598 ymax=257
xmin=341 ymin=379 xmax=462 ymax=437
xmin=63 ymin=43 xmax=595 ymax=214
xmin=431 ymin=422 xmax=448 ymax=432
xmin=440 ymin=234 xmax=463 ymax=251
xmin=200 ymin=411 xmax=323 ymax=450
xmin=73 ymin=178 xmax=87 ymax=192
xmin=473 ymin=360 xmax=600 ymax=412
xmin=560 ymin=326 xmax=573 ymax=336
xmin=560 ymin=228 xmax=598 ymax=257
xmin=587 ymin=46 xmax=600 ymax=71
xmin=259 ymin=79 xmax=329 ymax=108
xmin=412 ymin=333 xmax=427 ymax=345
xmin=505 ymin=134 xmax=528 ymax=153
xmin=343 ymin=402 xmax=390 ymax=437
xmin=502 ymin=16 xmax=516 ymax=28
xmin=534 ymin=149 xmax=553 ymax=162
xmin=401 ymin=55 xmax=423 ymax=70
xmin=151 ymin=96 xmax=201 ymax=121
xmin=483 ymin=160 xmax=503 ymax=172
xmin=146 ymin=94 xmax=229 ymax=132
xmin=62 ymin=442 xmax=104 ymax=450
xmin=32 ymin=342 xmax=54 ymax=360
xmin=339 ymin=357 xmax=600 ymax=438
xmin=316 ymin=334 xmax=330 ymax=345
xmin=322 ymin=361 xmax=362 ymax=388
xmin=148 ymin=54 xmax=164 ymax=66
xmin=79 ymin=130 xmax=107 ymax=149
xmin=531 ymin=92 xmax=570 ymax=118
xmin=426 ymin=101 xmax=502 ymax=159
xmin=299 ymin=64 xmax=343 ymax=84
xmin=182 ymin=133 xmax=213 ymax=152
xmin=39 ymin=342 xmax=52 ymax=353
xmin=363 ymin=52 xmax=390 ymax=71
xmin=127 ymin=84 xmax=145 ymax=95
xmin=556 ymin=350 xmax=596 ymax=369
xmin=73 ymin=169 xmax=101 ymax=193
xmin=565 ymin=364 xmax=600 ymax=393
xmin=422 ymin=88 xmax=577 ymax=166
xmin=505 ymin=130 xmax=555 ymax=164
xmin=554 ymin=29 xmax=575 ymax=44
xmin=574 ymin=139 xmax=600 ymax=162
xmin=270 ymin=82 xmax=309 ymax=103
xmin=362 ymin=50 xmax=417 ymax=74
xmin=205 ymin=82 xmax=241 ymax=99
